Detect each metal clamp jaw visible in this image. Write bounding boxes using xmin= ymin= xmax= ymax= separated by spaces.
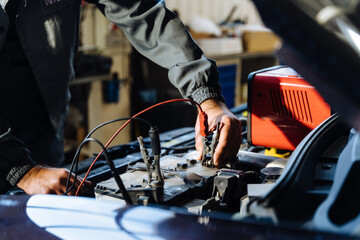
xmin=137 ymin=136 xmax=164 ymax=188
xmin=201 ymin=123 xmax=221 ymax=167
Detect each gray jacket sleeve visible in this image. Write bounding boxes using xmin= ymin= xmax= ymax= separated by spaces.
xmin=91 ymin=0 xmax=225 ymax=104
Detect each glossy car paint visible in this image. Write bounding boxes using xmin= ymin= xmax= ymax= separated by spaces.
xmin=0 ymin=195 xmax=357 ymax=240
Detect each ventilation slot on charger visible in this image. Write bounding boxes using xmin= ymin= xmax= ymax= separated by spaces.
xmin=270 ymin=89 xmax=313 ymax=123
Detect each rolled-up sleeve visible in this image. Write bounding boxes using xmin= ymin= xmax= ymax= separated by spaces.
xmin=90 ymin=0 xmax=225 ymax=104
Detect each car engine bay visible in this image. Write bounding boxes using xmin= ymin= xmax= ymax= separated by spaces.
xmin=2 ymin=0 xmax=360 ymax=239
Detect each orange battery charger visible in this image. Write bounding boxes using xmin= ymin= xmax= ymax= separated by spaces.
xmin=247 ymin=66 xmax=331 ymax=150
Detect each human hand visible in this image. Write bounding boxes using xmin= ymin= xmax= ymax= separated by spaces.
xmin=195 ymin=99 xmax=242 ymax=168
xmin=17 ymin=166 xmax=92 ymax=195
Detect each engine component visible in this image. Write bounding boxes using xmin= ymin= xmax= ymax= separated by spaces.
xmin=211 ymin=170 xmax=248 ymax=211
xmin=95 ymin=154 xmax=217 ymax=206
xmin=260 ymin=167 xmax=283 ymax=183
xmin=247 ymin=114 xmax=350 ymax=223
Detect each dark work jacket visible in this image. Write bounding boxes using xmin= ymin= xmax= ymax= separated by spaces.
xmin=0 ymin=0 xmax=224 ymax=192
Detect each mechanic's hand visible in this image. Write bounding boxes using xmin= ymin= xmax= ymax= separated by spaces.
xmin=17 ymin=166 xmax=92 ymax=195
xmin=195 ymin=99 xmax=242 ymax=168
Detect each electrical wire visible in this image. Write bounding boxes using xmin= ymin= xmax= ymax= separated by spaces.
xmin=65 ymin=117 xmax=153 ymax=195
xmin=65 ymin=137 xmax=133 ymax=205
xmin=86 ymin=117 xmax=154 ymax=139
xmin=64 ymin=138 xmax=87 ymax=195
xmin=75 ymin=98 xmax=205 ymax=196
